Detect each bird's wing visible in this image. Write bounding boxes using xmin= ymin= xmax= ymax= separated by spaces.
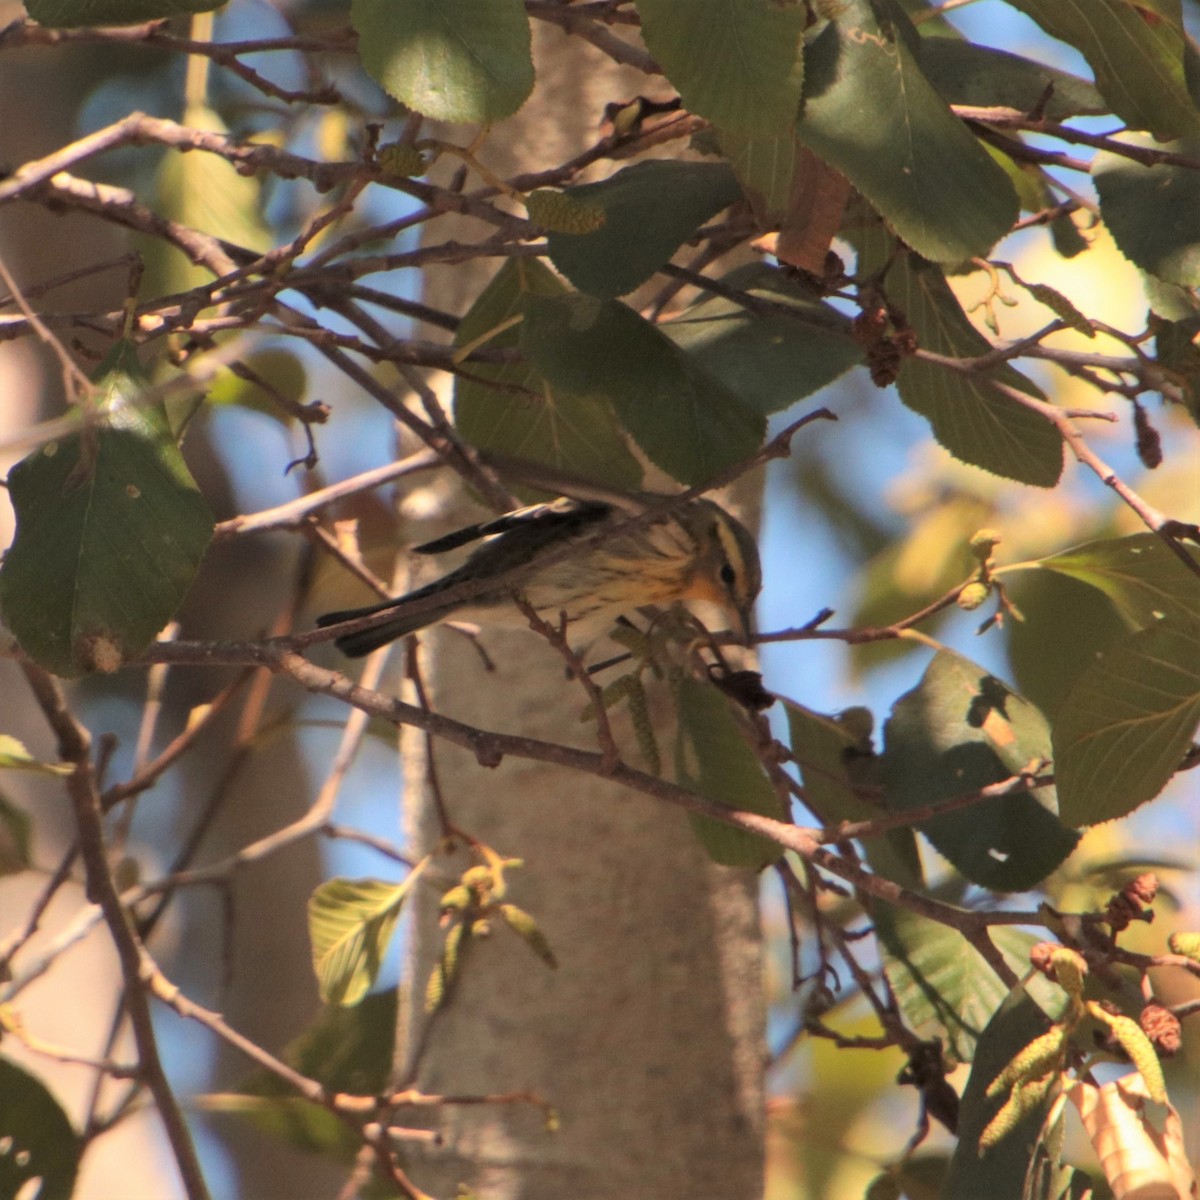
xmin=413 ymin=498 xmax=612 ymax=556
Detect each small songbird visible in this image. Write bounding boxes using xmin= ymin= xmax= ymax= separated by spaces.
xmin=316 ymin=494 xmax=761 ymax=657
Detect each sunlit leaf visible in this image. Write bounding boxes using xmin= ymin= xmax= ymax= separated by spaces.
xmin=1035 ymin=533 xmax=1200 ymax=629
xmin=149 ymin=103 xmax=271 ymax=297
xmin=1069 ymin=1074 xmax=1197 ymax=1200
xmin=0 ymin=735 xmax=71 ymax=777
xmin=206 ymin=350 xmax=308 ymax=426
xmin=352 ymin=0 xmax=534 ymax=123
xmin=308 ymin=873 xmax=423 ymax=1006
xmin=848 ymin=495 xmax=991 ymax=676
xmin=1052 ymin=620 xmax=1200 ymax=826
xmin=715 ymin=128 xmax=799 ymax=223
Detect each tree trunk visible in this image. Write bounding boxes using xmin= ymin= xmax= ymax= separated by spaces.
xmin=391 ymin=25 xmax=767 ymax=1200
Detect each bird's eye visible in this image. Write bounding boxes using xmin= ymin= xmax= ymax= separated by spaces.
xmin=719 ymin=563 xmax=736 ymax=586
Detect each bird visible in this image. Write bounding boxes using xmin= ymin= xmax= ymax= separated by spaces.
xmin=316 ymin=493 xmax=761 ymax=657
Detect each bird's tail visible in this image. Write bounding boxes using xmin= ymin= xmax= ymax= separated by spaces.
xmin=315 ymin=587 xmax=453 ymax=657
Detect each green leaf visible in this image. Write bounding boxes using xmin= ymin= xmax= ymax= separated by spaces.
xmin=861 ymin=235 xmax=1063 ymax=486
xmin=1004 ymin=0 xmax=1200 ymax=140
xmin=1005 ymin=570 xmax=1130 ymax=718
xmin=24 ymin=0 xmax=221 ymax=25
xmin=917 ymin=38 xmax=1106 ymax=120
xmin=308 ymin=873 xmax=422 ymax=1006
xmin=520 ymin=293 xmax=765 ymax=487
xmin=881 ymin=650 xmax=1079 ymax=892
xmin=663 ymin=264 xmax=862 ymax=415
xmin=1095 ymin=135 xmax=1200 ymax=287
xmin=0 ymin=341 xmax=214 ymax=677
xmin=784 ymin=700 xmax=922 ymax=887
xmin=203 ymin=990 xmax=399 ymax=1157
xmin=673 ymin=677 xmax=781 ymax=869
xmin=0 ymin=793 xmax=32 ymax=876
xmin=796 ymin=0 xmax=1017 ymax=263
xmin=1052 ymin=619 xmax=1200 ymax=826
xmin=545 ymin=160 xmax=742 ymax=299
xmin=1036 ymin=532 xmax=1200 ymax=629
xmin=195 ymin=1094 xmax=357 ymax=1160
xmin=636 ymin=0 xmax=805 ymax=136
xmin=875 ymin=909 xmax=1054 ymax=1064
xmin=248 ymin=990 xmax=397 ymax=1096
xmin=453 ymin=259 xmax=641 ymax=495
xmin=943 ymin=989 xmax=1061 ymax=1198
xmin=0 ymin=734 xmax=71 ymax=777
xmin=352 ymin=0 xmax=534 ymax=124
xmin=1050 ymin=210 xmax=1090 ymax=259
xmin=0 ymin=1056 xmax=79 ymax=1200
xmin=714 ymin=128 xmax=799 ymax=223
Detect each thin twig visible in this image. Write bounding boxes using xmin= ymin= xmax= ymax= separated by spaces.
xmin=18 ymin=663 xmax=211 ymax=1200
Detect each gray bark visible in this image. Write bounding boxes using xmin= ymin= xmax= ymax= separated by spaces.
xmin=390 ymin=25 xmax=767 ymax=1200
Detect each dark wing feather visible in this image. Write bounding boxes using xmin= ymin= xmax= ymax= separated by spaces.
xmin=414 ymin=498 xmax=611 ymax=555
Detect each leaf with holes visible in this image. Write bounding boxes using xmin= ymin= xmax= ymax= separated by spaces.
xmin=881 ymin=650 xmax=1079 ymax=891
xmin=1036 ymin=533 xmax=1200 ymax=629
xmin=0 ymin=1057 xmax=78 ymax=1200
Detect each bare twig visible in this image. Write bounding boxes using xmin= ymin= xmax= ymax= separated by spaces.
xmin=18 ymin=663 xmax=211 ymax=1200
